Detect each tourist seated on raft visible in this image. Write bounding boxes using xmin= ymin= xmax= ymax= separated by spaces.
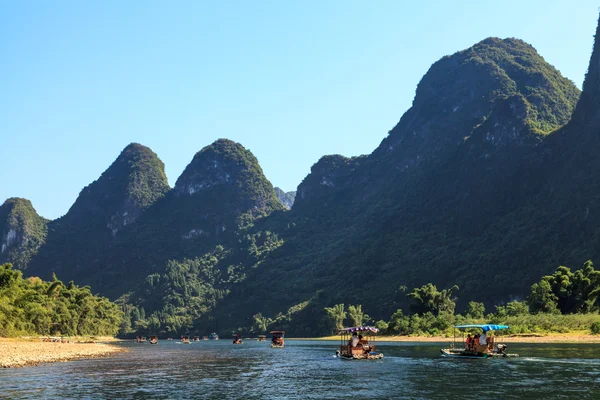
xmin=465 ymin=334 xmax=473 ymax=351
xmin=487 ymin=334 xmax=495 ymax=351
xmin=272 ymin=336 xmax=283 ymax=345
xmin=349 ymin=333 xmax=360 ymax=347
xmin=358 ymin=335 xmax=371 ymax=352
xmin=471 ymin=332 xmax=492 ymax=353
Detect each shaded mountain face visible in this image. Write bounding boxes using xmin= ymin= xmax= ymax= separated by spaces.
xmin=295 ymin=38 xmax=580 ymax=213
xmin=119 ymin=139 xmax=283 ymax=258
xmin=173 ymin=139 xmax=282 ymax=221
xmin=0 ymin=198 xmax=48 ymax=269
xmin=274 ymin=187 xmax=296 ymax=209
xmin=27 ymin=143 xmax=170 ymax=283
xmin=26 ymin=139 xmax=284 ymax=298
xmin=377 ymin=37 xmax=579 ymax=158
xmin=8 ymin=19 xmax=600 ymax=337
xmin=61 ymin=143 xmax=170 ymax=235
xmin=572 ymin=16 xmax=600 ymax=128
xmin=206 ymin=35 xmax=587 ymax=333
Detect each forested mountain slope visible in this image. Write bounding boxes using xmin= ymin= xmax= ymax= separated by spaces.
xmin=4 ymin=17 xmax=600 ymax=336
xmin=0 ymin=198 xmax=48 ymax=269
xmin=205 ymin=34 xmax=590 ymax=334
xmin=26 ymin=143 xmax=170 ymax=289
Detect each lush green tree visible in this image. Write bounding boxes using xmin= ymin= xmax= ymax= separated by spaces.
xmin=0 ymin=263 xmax=123 ymax=337
xmin=505 ymin=300 xmax=529 ymax=316
xmin=324 ymin=304 xmax=346 ymax=333
xmin=252 ymin=313 xmax=271 ymax=333
xmin=388 ymin=309 xmax=410 ymax=334
xmin=527 ymin=261 xmax=600 ymax=314
xmin=494 ymin=300 xmax=529 ymax=318
xmin=374 ymin=320 xmax=389 ymax=333
xmin=347 ymin=304 xmax=365 ymax=326
xmin=527 ymin=279 xmax=560 ymax=314
xmin=465 ymin=301 xmax=485 ymax=319
xmin=408 ymin=284 xmax=459 ymax=315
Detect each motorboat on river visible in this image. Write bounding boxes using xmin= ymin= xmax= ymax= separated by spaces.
xmin=149 ymin=335 xmax=158 ymax=345
xmin=440 ymin=324 xmax=519 ymax=358
xmin=270 ymin=331 xmax=285 ymax=348
xmin=337 ymin=326 xmax=384 ymax=360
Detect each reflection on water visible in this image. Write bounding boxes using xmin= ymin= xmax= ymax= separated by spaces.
xmin=1 ymin=341 xmax=600 ymax=399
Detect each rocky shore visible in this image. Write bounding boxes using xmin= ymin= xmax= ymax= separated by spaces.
xmin=0 ymin=338 xmax=127 ymax=368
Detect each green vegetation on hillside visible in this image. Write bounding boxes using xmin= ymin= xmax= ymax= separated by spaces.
xmin=0 ymin=198 xmax=48 ymax=269
xmin=117 ymin=229 xmax=284 ymax=337
xmin=5 ymin=17 xmax=600 ymax=340
xmin=327 ymin=262 xmax=600 ymax=337
xmin=0 ymin=263 xmax=122 ymax=337
xmin=461 ymin=38 xmax=580 ymax=133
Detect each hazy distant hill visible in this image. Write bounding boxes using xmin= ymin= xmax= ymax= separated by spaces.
xmin=274 ymin=187 xmax=296 ymax=209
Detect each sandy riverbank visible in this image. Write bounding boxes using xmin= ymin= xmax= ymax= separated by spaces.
xmin=0 ymin=338 xmax=127 ymax=368
xmin=288 ymin=332 xmax=600 ymax=343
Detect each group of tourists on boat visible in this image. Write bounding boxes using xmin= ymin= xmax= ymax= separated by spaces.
xmin=464 ymin=331 xmax=494 ymax=353
xmin=441 ymin=324 xmax=517 ymax=358
xmin=337 ymin=326 xmax=384 ymax=360
xmin=270 ymin=331 xmax=285 ymax=348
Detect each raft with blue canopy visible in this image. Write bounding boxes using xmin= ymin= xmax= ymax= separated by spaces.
xmin=453 ymin=324 xmax=510 ymax=332
xmin=440 ymin=324 xmax=518 ymax=358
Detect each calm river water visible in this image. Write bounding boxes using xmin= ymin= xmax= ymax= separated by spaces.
xmin=1 ymin=340 xmax=600 ymax=399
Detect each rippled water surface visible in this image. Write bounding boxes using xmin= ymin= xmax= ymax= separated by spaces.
xmin=2 ymin=340 xmax=600 ymax=399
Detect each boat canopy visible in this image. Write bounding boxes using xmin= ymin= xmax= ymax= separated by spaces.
xmin=453 ymin=324 xmax=510 ymax=332
xmin=339 ymin=326 xmax=379 ymax=333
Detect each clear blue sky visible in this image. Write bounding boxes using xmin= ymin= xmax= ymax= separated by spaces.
xmin=1 ymin=1 xmax=598 ymax=219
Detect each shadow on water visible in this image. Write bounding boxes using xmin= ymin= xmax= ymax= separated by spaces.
xmin=1 ymin=341 xmax=600 ymax=399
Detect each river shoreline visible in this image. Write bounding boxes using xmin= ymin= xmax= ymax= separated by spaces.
xmin=0 ymin=338 xmax=127 ymax=368
xmin=288 ymin=332 xmax=600 ymax=343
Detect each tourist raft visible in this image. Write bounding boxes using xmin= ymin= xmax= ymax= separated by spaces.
xmin=440 ymin=324 xmax=519 ymax=358
xmin=337 ymin=326 xmax=384 ymax=360
xmin=270 ymin=331 xmax=285 ymax=348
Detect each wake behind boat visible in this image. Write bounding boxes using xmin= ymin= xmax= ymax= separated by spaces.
xmin=440 ymin=324 xmax=519 ymax=358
